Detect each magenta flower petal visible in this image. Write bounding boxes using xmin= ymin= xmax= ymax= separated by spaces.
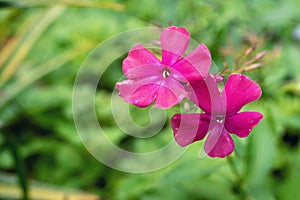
xmin=171 ymin=113 xmax=211 ymax=146
xmin=225 ymin=111 xmax=263 ymax=138
xmin=123 ymin=44 xmax=161 ymax=76
xmin=117 ymin=26 xmax=214 ymax=109
xmin=155 ymin=78 xmax=187 ymax=108
xmin=224 ymin=74 xmax=262 ymax=115
xmin=155 ymin=86 xmax=179 ymax=108
xmin=171 ymin=44 xmax=211 ymax=81
xmin=186 ymin=74 xmax=222 ymax=114
xmin=116 ymin=78 xmax=159 ymax=108
xmin=204 ymin=124 xmax=234 ymax=158
xmin=124 ymin=63 xmax=165 ymax=80
xmin=160 ymin=26 xmax=190 ymax=66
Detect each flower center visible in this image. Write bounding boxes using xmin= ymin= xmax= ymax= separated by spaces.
xmin=216 ymin=114 xmax=225 ymax=123
xmin=162 ymin=69 xmax=170 ymax=78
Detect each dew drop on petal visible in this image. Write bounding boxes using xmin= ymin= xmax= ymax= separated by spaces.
xmin=238 ymin=74 xmax=243 ymax=81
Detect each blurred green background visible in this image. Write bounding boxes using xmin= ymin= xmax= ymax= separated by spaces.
xmin=0 ymin=0 xmax=300 ymax=199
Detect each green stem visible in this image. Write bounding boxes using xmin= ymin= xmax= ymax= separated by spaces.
xmin=227 ymin=156 xmax=247 ymax=199
xmin=227 ymin=156 xmax=242 ymax=182
xmin=3 ymin=132 xmax=28 ymax=200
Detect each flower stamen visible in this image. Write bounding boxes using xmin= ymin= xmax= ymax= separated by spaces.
xmin=162 ymin=69 xmax=170 ymax=78
xmin=216 ymin=114 xmax=225 ymax=123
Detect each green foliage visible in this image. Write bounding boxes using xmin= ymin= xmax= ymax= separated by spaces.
xmin=0 ymin=0 xmax=300 ymax=199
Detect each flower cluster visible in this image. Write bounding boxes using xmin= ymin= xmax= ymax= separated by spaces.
xmin=116 ymin=26 xmax=263 ymax=158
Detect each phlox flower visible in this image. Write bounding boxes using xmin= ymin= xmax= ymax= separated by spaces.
xmin=171 ymin=74 xmax=263 ymax=158
xmin=116 ymin=26 xmax=211 ymax=108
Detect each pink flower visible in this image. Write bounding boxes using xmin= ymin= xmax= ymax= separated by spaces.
xmin=171 ymin=74 xmax=263 ymax=158
xmin=116 ymin=26 xmax=211 ymax=109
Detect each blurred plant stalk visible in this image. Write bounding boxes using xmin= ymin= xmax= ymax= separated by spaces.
xmin=0 ymin=4 xmax=96 ymax=200
xmin=218 ymin=33 xmax=281 ymax=76
xmin=0 ymin=6 xmax=66 ymax=85
xmin=0 ymin=6 xmax=95 ymax=110
xmin=2 ymin=0 xmax=125 ymax=11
